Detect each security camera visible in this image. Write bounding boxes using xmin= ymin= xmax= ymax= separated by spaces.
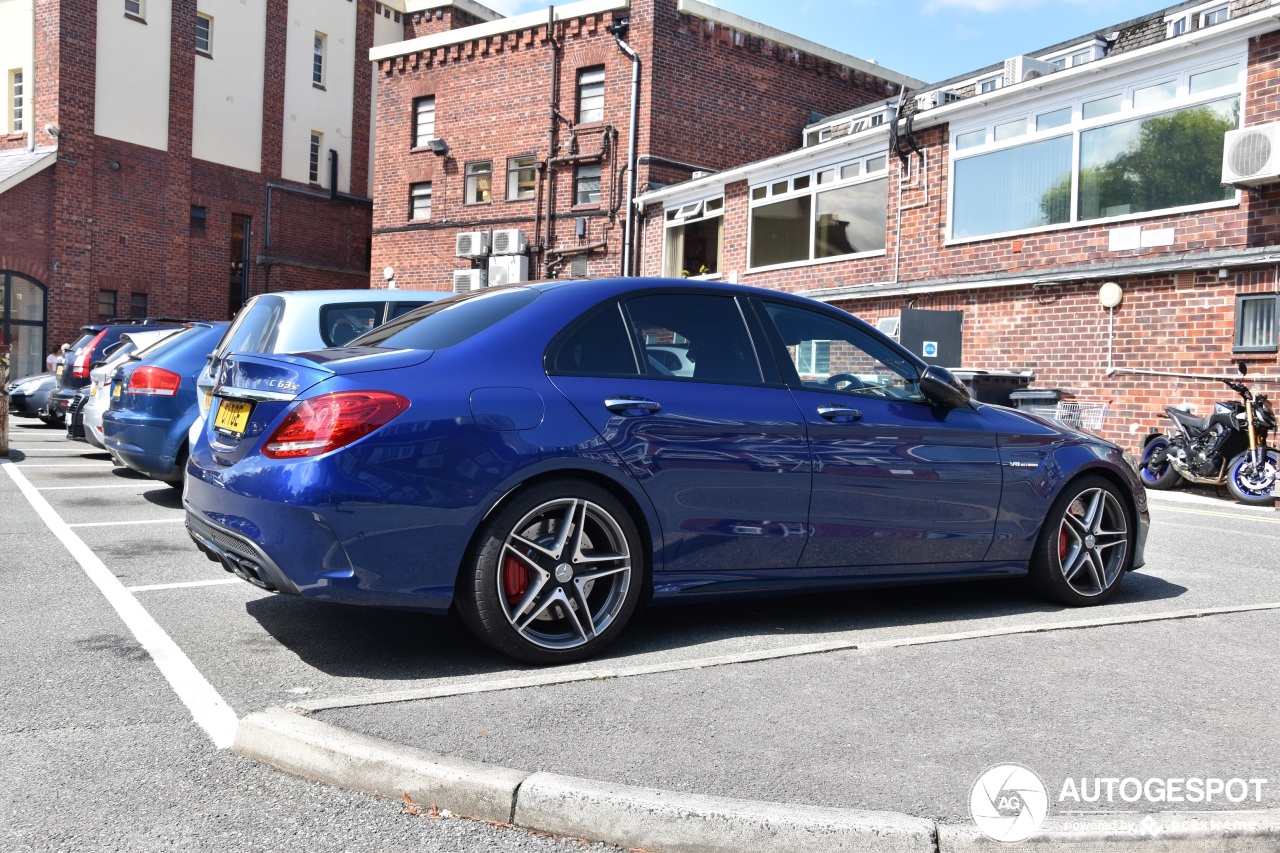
xmin=45 ymin=123 xmax=62 ymax=138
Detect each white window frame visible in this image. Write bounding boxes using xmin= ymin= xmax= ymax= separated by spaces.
xmin=662 ymin=195 xmax=725 ymax=279
xmin=574 ymin=163 xmax=602 ymax=206
xmin=746 ymin=151 xmax=890 ymax=273
xmin=8 ymin=69 xmax=22 ymax=134
xmin=413 ymin=96 xmax=436 ymax=149
xmin=309 ymin=131 xmax=323 ymax=184
xmin=576 ymin=66 xmax=605 ymax=125
xmin=978 ymin=76 xmax=1001 ymax=94
xmin=409 ymin=182 xmax=432 ymax=221
xmin=464 ymin=161 xmax=492 ymax=205
xmin=507 ymin=154 xmax=538 ymax=201
xmin=196 ymin=13 xmax=213 ymax=56
xmin=1235 ymin=294 xmax=1278 ymax=353
xmin=313 ymin=32 xmax=327 ymax=88
xmin=1166 ymin=2 xmax=1228 ymax=38
xmin=1039 ymin=39 xmax=1107 ymax=70
xmin=946 ymin=51 xmax=1244 ymax=244
xmin=125 ymin=0 xmax=145 ymax=20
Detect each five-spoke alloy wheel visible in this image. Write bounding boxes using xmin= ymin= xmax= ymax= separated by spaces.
xmin=459 ymin=479 xmax=645 ymax=664
xmin=1031 ymin=476 xmax=1133 ymax=606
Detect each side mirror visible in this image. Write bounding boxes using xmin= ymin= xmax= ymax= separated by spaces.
xmin=920 ymin=365 xmax=972 ymax=408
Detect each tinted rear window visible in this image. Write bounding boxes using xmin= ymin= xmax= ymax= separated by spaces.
xmin=355 ymin=288 xmax=540 ymax=351
xmin=321 ymin=302 xmax=383 ymax=347
xmin=218 ymin=295 xmax=285 ymax=357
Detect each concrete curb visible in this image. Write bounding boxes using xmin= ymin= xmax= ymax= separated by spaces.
xmin=236 ymin=708 xmax=1280 ymax=853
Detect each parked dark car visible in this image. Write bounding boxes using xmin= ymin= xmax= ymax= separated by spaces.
xmin=103 ymin=322 xmax=229 ymax=485
xmin=49 ymin=320 xmax=190 ymax=423
xmin=6 ymin=372 xmax=58 ymax=424
xmin=184 ymin=278 xmax=1149 ymax=664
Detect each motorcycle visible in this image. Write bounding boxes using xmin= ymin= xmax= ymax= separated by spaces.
xmin=1140 ymin=362 xmax=1277 ymax=506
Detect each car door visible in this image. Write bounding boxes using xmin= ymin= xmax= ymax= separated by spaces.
xmin=751 ymin=298 xmax=1002 ymax=571
xmin=547 ymin=291 xmax=812 ymax=573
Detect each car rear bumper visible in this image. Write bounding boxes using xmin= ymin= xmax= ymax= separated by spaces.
xmin=102 ymin=412 xmax=181 ymax=480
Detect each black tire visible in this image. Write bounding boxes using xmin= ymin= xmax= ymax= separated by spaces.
xmin=1030 ymin=476 xmax=1133 ymax=607
xmin=457 ymin=479 xmax=645 ymax=664
xmin=1138 ymin=436 xmax=1182 ymax=490
xmin=1225 ymin=448 xmax=1278 ymax=507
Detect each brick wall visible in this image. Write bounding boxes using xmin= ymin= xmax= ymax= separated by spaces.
xmin=370 ymin=0 xmax=909 ymax=291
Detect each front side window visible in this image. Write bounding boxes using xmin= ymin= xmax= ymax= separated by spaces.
xmin=9 ymin=69 xmax=23 ymax=133
xmin=951 ymin=61 xmax=1241 ymax=240
xmin=575 ymin=163 xmax=601 ymax=206
xmin=313 ymin=33 xmax=326 ymax=87
xmin=759 ymin=301 xmax=924 ymax=401
xmin=409 ymin=182 xmax=432 ymax=221
xmin=413 ymin=96 xmax=435 ymax=148
xmin=196 ymin=13 xmax=213 ymax=55
xmin=507 ymin=155 xmax=537 ymax=200
xmin=1236 ymin=295 xmax=1278 ymax=352
xmin=577 ymin=66 xmax=605 ymax=124
xmin=465 ymin=161 xmax=492 ymax=205
xmin=748 ymin=153 xmax=888 ymax=270
xmin=664 ymin=197 xmax=724 ymax=278
xmin=309 ymin=131 xmax=323 ymax=184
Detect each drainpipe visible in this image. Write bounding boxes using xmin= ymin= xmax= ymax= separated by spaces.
xmin=609 ymin=18 xmax=639 ymax=277
xmin=27 ymin=0 xmax=35 ymax=152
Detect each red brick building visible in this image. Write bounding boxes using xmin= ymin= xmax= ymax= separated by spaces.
xmin=365 ymin=0 xmax=921 ymax=293
xmin=636 ymin=0 xmax=1280 ymax=456
xmin=0 ymin=0 xmax=407 ymax=378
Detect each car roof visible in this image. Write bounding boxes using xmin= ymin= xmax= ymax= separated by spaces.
xmin=247 ymin=289 xmax=447 ymax=306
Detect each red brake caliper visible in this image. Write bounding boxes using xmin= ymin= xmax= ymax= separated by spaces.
xmin=502 ymin=554 xmax=529 ymax=604
xmin=1059 ymin=528 xmax=1069 ymax=561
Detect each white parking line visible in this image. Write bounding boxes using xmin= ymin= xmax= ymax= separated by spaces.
xmin=38 ymin=483 xmax=158 ymax=490
xmin=18 ymin=463 xmax=119 ymax=469
xmin=70 ymin=518 xmax=186 ymax=528
xmin=293 ymin=601 xmax=1280 ymax=713
xmin=128 ymin=579 xmax=243 ymax=592
xmin=1 ymin=460 xmax=239 ymax=749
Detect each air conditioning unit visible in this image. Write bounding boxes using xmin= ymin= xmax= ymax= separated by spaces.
xmin=913 ymin=90 xmax=966 ymax=112
xmin=1222 ymin=124 xmax=1280 ymax=186
xmin=1003 ymin=55 xmax=1057 ymax=86
xmin=487 ymin=254 xmax=529 ymax=286
xmin=490 ymin=228 xmax=527 ymax=255
xmin=455 ymin=231 xmax=490 ymax=258
xmin=452 ymin=269 xmax=486 ymax=293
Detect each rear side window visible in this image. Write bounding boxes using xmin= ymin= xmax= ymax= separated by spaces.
xmin=357 ymin=288 xmax=540 ymax=351
xmin=320 ymin=302 xmax=383 ymax=347
xmin=218 ymin=295 xmax=285 ymax=357
xmin=549 ymin=303 xmax=640 ymax=376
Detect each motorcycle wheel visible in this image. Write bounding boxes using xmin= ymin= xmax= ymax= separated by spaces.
xmin=1139 ymin=437 xmax=1183 ymax=490
xmin=1226 ymin=448 xmax=1278 ymax=507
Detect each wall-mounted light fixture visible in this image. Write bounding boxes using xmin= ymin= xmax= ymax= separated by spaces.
xmin=383 ymin=266 xmax=396 ymax=290
xmin=427 ymin=138 xmax=449 ymax=156
xmin=1099 ymin=281 xmax=1123 ymax=374
xmin=107 ymin=160 xmax=121 ymax=171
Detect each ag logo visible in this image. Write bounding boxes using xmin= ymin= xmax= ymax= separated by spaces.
xmin=969 ymin=763 xmax=1049 ymax=842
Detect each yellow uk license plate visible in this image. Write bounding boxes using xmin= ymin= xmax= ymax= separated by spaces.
xmin=112 ymin=382 xmax=122 ymax=398
xmin=213 ymin=399 xmax=254 ymax=436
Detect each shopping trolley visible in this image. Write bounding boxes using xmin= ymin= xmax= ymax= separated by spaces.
xmin=1054 ymin=399 xmax=1109 ymax=432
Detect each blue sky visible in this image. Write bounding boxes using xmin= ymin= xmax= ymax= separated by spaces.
xmin=482 ymin=0 xmax=1170 ymax=83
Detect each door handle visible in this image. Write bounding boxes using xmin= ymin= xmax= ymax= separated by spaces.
xmin=817 ymin=404 xmax=861 ymax=423
xmin=605 ymin=397 xmax=662 ymax=414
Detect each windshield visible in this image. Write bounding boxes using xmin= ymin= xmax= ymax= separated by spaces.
xmin=354 ymin=288 xmax=540 ymax=351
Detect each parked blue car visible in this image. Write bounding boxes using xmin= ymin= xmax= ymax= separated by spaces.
xmin=104 ymin=322 xmax=230 ymax=486
xmin=184 ymin=279 xmax=1148 ymax=663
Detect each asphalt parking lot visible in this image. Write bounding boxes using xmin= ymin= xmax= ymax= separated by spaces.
xmin=3 ymin=417 xmax=1279 ymax=851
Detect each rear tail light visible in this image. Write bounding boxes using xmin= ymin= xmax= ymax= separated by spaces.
xmin=129 ymin=366 xmax=183 ymax=396
xmin=262 ymin=391 xmax=410 ymax=459
xmin=73 ymin=330 xmax=107 ymax=378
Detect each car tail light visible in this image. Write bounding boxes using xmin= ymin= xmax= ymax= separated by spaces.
xmin=129 ymin=366 xmax=183 ymax=396
xmin=262 ymin=391 xmax=410 ymax=459
xmin=73 ymin=330 xmax=107 ymax=379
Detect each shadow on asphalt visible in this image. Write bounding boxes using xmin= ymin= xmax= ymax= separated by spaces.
xmin=243 ymin=570 xmax=1189 ymax=680
xmin=108 ymin=464 xmax=150 ymax=479
xmin=142 ymin=487 xmax=184 ymax=509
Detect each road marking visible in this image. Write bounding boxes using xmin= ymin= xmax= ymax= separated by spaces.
xmin=293 ymin=601 xmax=1280 ymax=713
xmin=38 ymin=483 xmax=157 ymax=490
xmin=128 ymin=579 xmax=243 ymax=592
xmin=70 ymin=518 xmax=186 ymax=528
xmin=17 ymin=463 xmax=120 ymax=469
xmin=1154 ymin=504 xmax=1280 ymax=524
xmin=1 ymin=459 xmax=238 ymax=748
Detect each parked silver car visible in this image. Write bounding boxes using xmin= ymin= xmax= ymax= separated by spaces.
xmin=195 ymin=290 xmax=445 ymax=416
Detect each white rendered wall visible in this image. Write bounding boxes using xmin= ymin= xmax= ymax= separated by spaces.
xmin=281 ymin=0 xmax=357 ymax=191
xmin=0 ymin=0 xmax=34 ymax=137
xmin=95 ymin=0 xmax=172 ymax=150
xmin=191 ymin=0 xmax=267 ymax=172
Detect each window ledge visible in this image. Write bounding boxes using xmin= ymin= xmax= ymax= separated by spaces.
xmin=313 ymin=83 xmax=327 ymax=91
xmin=124 ymin=12 xmax=147 ymax=24
xmin=196 ymin=50 xmax=212 ymax=59
xmin=745 ymin=249 xmax=887 ymax=275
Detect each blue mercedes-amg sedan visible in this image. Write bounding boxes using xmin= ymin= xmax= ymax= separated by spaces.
xmin=184 ymin=278 xmax=1148 ymax=663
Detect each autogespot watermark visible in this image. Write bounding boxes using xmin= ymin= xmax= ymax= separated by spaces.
xmin=969 ymin=765 xmax=1269 ymax=843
